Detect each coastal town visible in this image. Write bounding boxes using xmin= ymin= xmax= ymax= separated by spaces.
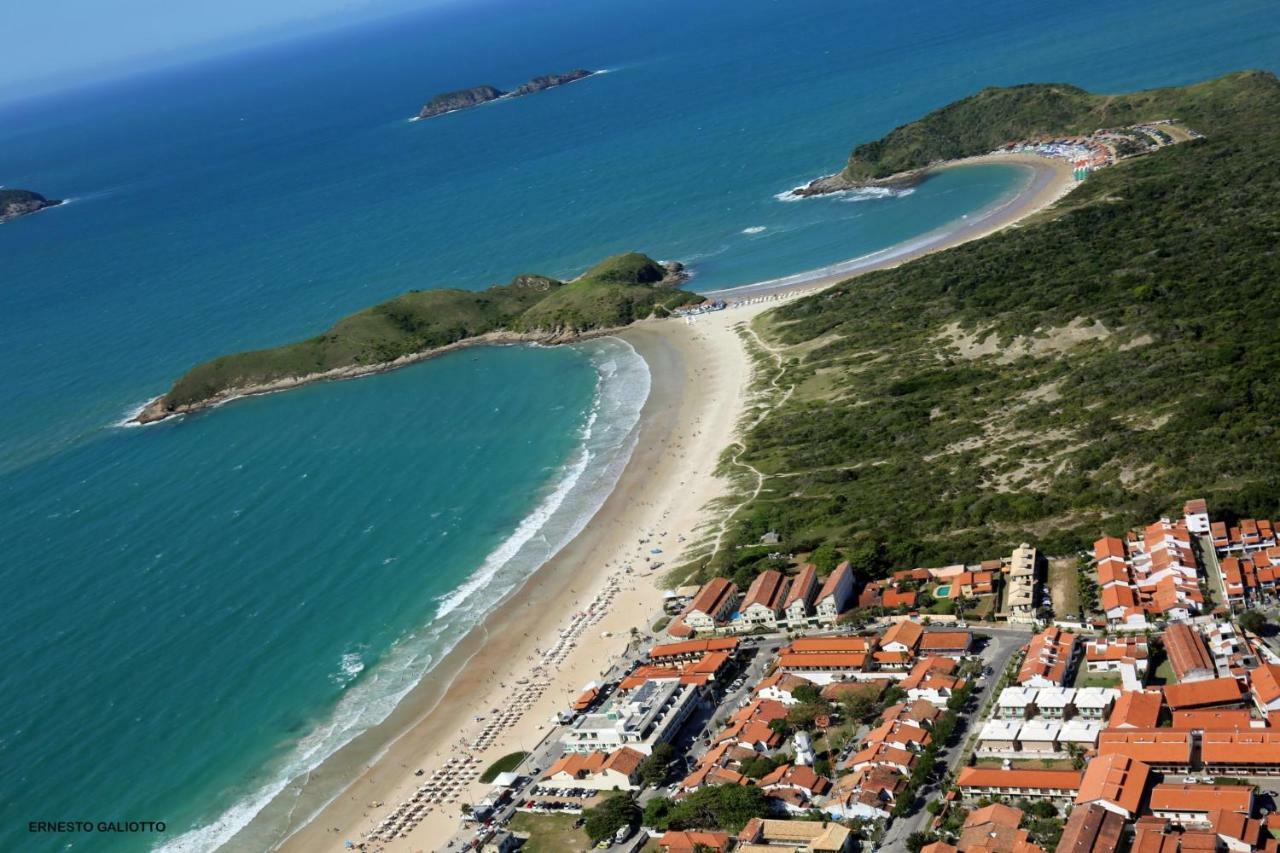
xmin=344 ymin=497 xmax=1280 ymax=852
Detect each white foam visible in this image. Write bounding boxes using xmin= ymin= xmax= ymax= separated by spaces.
xmin=741 ymin=226 xmax=766 ymax=235
xmin=775 ymin=184 xmax=914 ymax=203
xmin=157 ymin=338 xmax=651 ymax=853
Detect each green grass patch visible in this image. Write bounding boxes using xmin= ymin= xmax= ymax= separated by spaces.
xmin=1074 ymin=669 xmax=1122 ymax=689
xmin=480 ymin=751 xmax=528 ymax=783
xmin=508 ymin=812 xmax=591 ymax=853
xmin=651 ymin=616 xmax=671 ymax=633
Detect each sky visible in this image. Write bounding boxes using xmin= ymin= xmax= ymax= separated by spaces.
xmin=3 ymin=0 xmax=458 ymax=103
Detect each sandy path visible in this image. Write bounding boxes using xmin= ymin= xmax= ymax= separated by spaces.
xmin=261 ymin=153 xmax=1075 ymax=853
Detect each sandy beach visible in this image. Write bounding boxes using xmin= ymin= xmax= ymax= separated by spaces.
xmin=262 ymin=152 xmax=1075 ymax=853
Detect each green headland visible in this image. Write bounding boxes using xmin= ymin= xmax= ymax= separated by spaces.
xmin=138 ymin=252 xmax=697 ymax=423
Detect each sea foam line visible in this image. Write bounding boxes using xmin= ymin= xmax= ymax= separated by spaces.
xmin=156 ymin=338 xmax=650 ymax=853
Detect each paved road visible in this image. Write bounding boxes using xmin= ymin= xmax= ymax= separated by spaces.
xmin=879 ymin=627 xmax=1029 ymax=850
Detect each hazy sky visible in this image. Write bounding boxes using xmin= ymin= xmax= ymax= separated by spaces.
xmin=5 ymin=0 xmax=456 ymax=101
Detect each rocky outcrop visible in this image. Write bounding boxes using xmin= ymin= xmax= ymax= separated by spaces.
xmin=417 ymin=85 xmax=506 ymax=119
xmin=415 ymin=70 xmax=597 ymax=120
xmin=788 ymin=168 xmax=928 ymax=198
xmin=510 ymin=69 xmax=594 ymax=97
xmin=0 ymin=189 xmax=62 ymax=223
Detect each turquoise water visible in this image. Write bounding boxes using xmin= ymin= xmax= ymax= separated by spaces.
xmin=2 ymin=0 xmax=1278 ymax=849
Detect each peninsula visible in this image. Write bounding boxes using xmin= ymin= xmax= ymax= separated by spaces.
xmin=792 ymin=76 xmax=1219 ymax=195
xmin=0 ymin=189 xmax=62 ymax=223
xmin=134 ymin=253 xmax=696 ymax=423
xmin=415 ymin=69 xmax=596 ymax=120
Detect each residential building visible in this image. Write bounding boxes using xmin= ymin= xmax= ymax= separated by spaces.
xmin=955 ymin=804 xmax=1040 ymax=853
xmin=1183 ymin=498 xmax=1210 ymax=534
xmin=782 ymin=564 xmax=819 ymax=627
xmin=736 ymin=817 xmax=853 ymax=852
xmin=563 ymin=678 xmax=699 ymax=754
xmin=540 ymin=747 xmax=645 ymax=791
xmin=1035 ymin=686 xmax=1075 ymax=719
xmin=1073 ymin=687 xmax=1119 ymax=720
xmin=740 ymin=570 xmax=788 ymax=629
xmin=1108 ymin=690 xmax=1163 ymax=728
xmin=1075 ymin=753 xmax=1151 ymax=819
xmin=919 ymin=630 xmax=973 ymax=657
xmin=814 ymin=561 xmax=855 ymax=626
xmin=956 ymin=767 xmax=1082 ymax=802
xmin=1163 ymin=622 xmax=1215 ymax=683
xmin=1149 ymin=783 xmax=1253 ymax=824
xmin=880 ymin=620 xmax=923 ymax=655
xmin=1005 ymin=543 xmax=1039 ymax=622
xmin=1018 ymin=627 xmax=1078 ymax=688
xmin=658 ymin=831 xmax=731 ymax=853
xmin=1162 ymin=676 xmax=1245 ymax=711
xmin=677 ymin=577 xmax=738 ymax=634
xmin=1096 ymin=730 xmax=1193 ymax=772
xmin=996 ymin=686 xmax=1038 ymax=720
xmin=1252 ymin=662 xmax=1280 ymax=714
xmin=1055 ymin=803 xmax=1124 ymax=853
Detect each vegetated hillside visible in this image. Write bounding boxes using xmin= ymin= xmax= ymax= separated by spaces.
xmin=162 ymin=253 xmax=696 ymax=410
xmin=692 ymin=70 xmax=1280 ymax=583
xmin=842 ymin=71 xmax=1265 ymax=180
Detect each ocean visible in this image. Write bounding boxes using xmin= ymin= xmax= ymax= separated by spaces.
xmin=1 ymin=0 xmax=1277 ymax=849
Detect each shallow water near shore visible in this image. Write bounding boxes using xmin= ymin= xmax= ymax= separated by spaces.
xmin=2 ymin=0 xmax=1279 ymax=849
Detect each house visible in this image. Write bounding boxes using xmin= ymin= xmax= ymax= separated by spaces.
xmin=814 ymin=562 xmax=855 ymax=626
xmin=880 ymin=620 xmax=924 ymax=655
xmin=1183 ymin=498 xmax=1211 ymax=534
xmin=949 ymin=569 xmax=997 ymax=598
xmin=901 ymin=657 xmax=965 ymax=706
xmin=956 ymin=767 xmax=1082 ymax=802
xmin=976 ymin=719 xmax=1022 ymax=753
xmin=996 ymin=686 xmax=1038 ymax=719
xmin=1018 ymin=719 xmax=1062 ymax=753
xmin=755 ymin=672 xmax=817 ymax=707
xmin=1056 ymin=802 xmax=1125 ymax=853
xmin=1073 ymin=687 xmax=1119 ymax=720
xmin=956 ymin=804 xmax=1040 ymax=853
xmin=1250 ymin=662 xmax=1280 ymax=714
xmin=824 ymin=766 xmax=905 ymax=821
xmin=1162 ymin=676 xmax=1245 ymax=710
xmin=783 ymin=564 xmax=820 ymax=627
xmin=1035 ymin=687 xmax=1075 ymax=719
xmin=1096 ymin=730 xmax=1193 ymax=772
xmin=847 ymin=742 xmax=915 ymax=775
xmin=1057 ymin=718 xmax=1102 ymax=750
xmin=1005 ymin=542 xmax=1039 ymax=622
xmin=1083 ymin=636 xmax=1148 ymax=689
xmin=775 ymin=638 xmax=870 ymax=684
xmin=1163 ymin=622 xmax=1215 ymax=683
xmin=1170 ymin=709 xmax=1259 ymax=731
xmin=679 ymin=577 xmax=738 ymax=633
xmin=736 ymin=817 xmax=853 ymax=852
xmin=1107 ymin=690 xmax=1163 ymax=728
xmin=540 ymin=747 xmax=645 ymax=791
xmin=1018 ymin=627 xmax=1078 ymax=688
xmin=1074 ymin=753 xmax=1151 ymax=819
xmin=919 ymin=630 xmax=973 ymax=657
xmin=740 ymin=570 xmax=788 ymax=629
xmin=480 ymin=831 xmax=521 ymax=853
xmin=1148 ymin=783 xmax=1253 ymax=824
xmin=658 ymin=830 xmax=731 ymax=853
xmin=758 ymin=764 xmax=832 ymax=811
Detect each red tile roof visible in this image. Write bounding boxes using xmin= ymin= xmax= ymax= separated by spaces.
xmin=957 ymin=767 xmax=1082 ymax=792
xmin=1162 ymin=676 xmax=1244 ymax=710
xmin=1108 ymin=691 xmax=1163 ymax=729
xmin=1076 ymin=753 xmax=1151 ymax=816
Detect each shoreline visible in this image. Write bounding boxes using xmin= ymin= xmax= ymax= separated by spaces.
xmin=262 ymin=310 xmax=761 ymax=853
xmin=232 ymin=151 xmax=1077 ymax=852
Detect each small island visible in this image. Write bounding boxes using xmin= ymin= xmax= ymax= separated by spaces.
xmin=135 ymin=252 xmax=696 ymax=423
xmin=0 ymin=189 xmax=62 ymax=223
xmin=416 ymin=69 xmax=596 ymax=120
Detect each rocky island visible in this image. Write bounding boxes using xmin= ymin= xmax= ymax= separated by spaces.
xmin=415 ymin=69 xmax=596 ymax=119
xmin=135 ymin=252 xmax=695 ymax=423
xmin=0 ymin=189 xmax=63 ymax=223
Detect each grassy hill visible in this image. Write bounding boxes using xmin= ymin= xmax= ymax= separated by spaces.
xmin=841 ymin=72 xmax=1263 ymax=180
xmin=686 ymin=70 xmax=1280 ymax=582
xmin=159 ymin=253 xmax=696 ymax=413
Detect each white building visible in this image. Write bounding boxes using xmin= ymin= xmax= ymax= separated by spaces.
xmin=563 ymin=679 xmax=699 ymax=754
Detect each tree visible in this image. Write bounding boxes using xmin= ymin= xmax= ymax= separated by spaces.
xmin=583 ymin=794 xmax=640 ymax=843
xmin=811 ymin=542 xmax=841 ymax=573
xmin=1065 ymin=742 xmax=1085 ymax=770
xmin=644 ymin=796 xmax=673 ymax=830
xmin=906 ymin=831 xmax=937 ymax=853
xmin=838 ymin=691 xmax=878 ymax=724
xmin=1238 ymin=610 xmax=1267 ymax=635
xmin=663 ymin=784 xmax=770 ymax=832
xmin=792 ymin=684 xmax=824 ymax=705
xmin=639 ymin=743 xmax=675 ymax=787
